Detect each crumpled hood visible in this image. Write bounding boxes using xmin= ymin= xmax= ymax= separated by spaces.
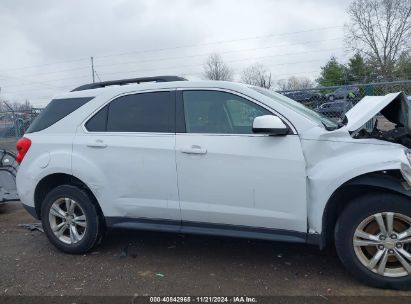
xmin=345 ymin=92 xmax=410 ymax=132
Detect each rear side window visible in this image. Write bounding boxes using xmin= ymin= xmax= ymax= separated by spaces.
xmin=85 ymin=91 xmax=174 ymax=133
xmin=26 ymin=97 xmax=94 ymax=133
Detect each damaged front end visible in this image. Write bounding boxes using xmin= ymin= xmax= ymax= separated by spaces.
xmin=347 ymin=92 xmax=411 ymax=148
xmin=299 ymin=92 xmax=411 ymax=235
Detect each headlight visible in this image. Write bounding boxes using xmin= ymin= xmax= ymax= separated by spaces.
xmin=405 ymin=149 xmax=411 ymax=164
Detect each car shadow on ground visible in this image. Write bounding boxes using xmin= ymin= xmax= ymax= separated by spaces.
xmin=100 ymin=227 xmax=342 ymax=276
xmin=3 ymin=202 xmax=405 ymax=296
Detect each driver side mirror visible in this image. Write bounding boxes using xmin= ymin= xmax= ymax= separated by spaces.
xmin=252 ymin=115 xmax=289 ymax=136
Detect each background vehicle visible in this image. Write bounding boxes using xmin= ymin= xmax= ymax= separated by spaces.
xmin=282 ymin=90 xmax=322 ymax=104
xmin=315 ymin=100 xmax=353 ymax=119
xmin=326 ymin=86 xmax=361 ymax=101
xmin=15 ymin=76 xmax=411 ymax=290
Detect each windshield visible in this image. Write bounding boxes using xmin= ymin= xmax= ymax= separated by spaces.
xmin=252 ymin=87 xmax=340 ymax=130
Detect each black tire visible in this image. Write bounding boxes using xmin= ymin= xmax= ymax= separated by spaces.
xmin=335 ymin=193 xmax=411 ymax=290
xmin=41 ymin=185 xmax=102 ymax=254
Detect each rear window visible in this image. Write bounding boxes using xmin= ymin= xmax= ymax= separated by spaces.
xmin=26 ymin=97 xmax=94 ymax=133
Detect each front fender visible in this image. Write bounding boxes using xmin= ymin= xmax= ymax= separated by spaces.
xmin=303 ymin=138 xmax=411 ymax=234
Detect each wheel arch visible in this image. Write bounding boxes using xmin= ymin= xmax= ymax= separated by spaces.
xmin=320 ymin=170 xmax=411 ymax=249
xmin=33 ymin=173 xmax=105 ymax=226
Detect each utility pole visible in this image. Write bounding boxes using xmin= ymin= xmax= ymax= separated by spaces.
xmin=91 ymin=56 xmax=95 ymax=83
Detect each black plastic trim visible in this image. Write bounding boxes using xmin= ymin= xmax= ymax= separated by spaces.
xmin=345 ymin=172 xmax=411 ymax=197
xmin=252 ymin=127 xmax=290 ymax=136
xmin=106 ymin=217 xmax=310 ymax=244
xmin=175 ymin=90 xmax=186 ymax=133
xmin=306 ymin=233 xmax=321 ymax=245
xmin=21 ymin=204 xmax=39 ymax=219
xmin=71 ymin=76 xmax=187 ymax=92
xmin=171 ymin=90 xmax=177 ymax=133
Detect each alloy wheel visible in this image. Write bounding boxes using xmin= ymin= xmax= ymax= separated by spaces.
xmin=353 ymin=212 xmax=411 ymax=277
xmin=48 ymin=197 xmax=87 ymax=245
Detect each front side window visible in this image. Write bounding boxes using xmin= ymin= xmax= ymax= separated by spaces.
xmin=183 ymin=90 xmax=271 ymax=134
xmin=252 ymin=86 xmax=339 ymax=130
xmin=86 ymin=91 xmax=173 ymax=132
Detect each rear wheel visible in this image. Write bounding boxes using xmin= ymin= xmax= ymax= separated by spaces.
xmin=41 ymin=185 xmax=102 ymax=254
xmin=335 ymin=193 xmax=411 ymax=290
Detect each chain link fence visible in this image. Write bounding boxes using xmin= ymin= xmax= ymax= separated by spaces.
xmin=0 ymin=108 xmax=42 ymax=138
xmin=0 ymin=108 xmax=43 ymax=151
xmin=277 ymin=80 xmax=411 ymax=121
xmin=0 ymin=79 xmax=410 ymax=143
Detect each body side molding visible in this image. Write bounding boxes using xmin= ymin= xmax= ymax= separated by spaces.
xmin=106 ymin=217 xmax=310 ymax=244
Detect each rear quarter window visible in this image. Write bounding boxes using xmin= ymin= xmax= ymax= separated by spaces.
xmin=26 ymin=97 xmax=94 ymax=133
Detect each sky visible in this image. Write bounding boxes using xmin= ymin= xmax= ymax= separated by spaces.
xmin=0 ymin=0 xmax=350 ymax=107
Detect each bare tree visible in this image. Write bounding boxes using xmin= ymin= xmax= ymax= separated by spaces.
xmin=277 ymin=76 xmax=314 ymax=91
xmin=240 ymin=64 xmax=273 ymax=89
xmin=0 ymin=99 xmax=33 ymax=112
xmin=14 ymin=100 xmax=32 ymax=111
xmin=346 ymin=0 xmax=411 ymax=79
xmin=203 ymin=53 xmax=233 ymax=81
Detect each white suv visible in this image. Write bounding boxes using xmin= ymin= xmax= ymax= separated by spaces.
xmin=16 ymin=76 xmax=411 ymax=289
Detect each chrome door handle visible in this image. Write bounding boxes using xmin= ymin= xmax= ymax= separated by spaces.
xmin=180 ymin=145 xmax=207 ymax=155
xmin=87 ymin=139 xmax=107 ymax=148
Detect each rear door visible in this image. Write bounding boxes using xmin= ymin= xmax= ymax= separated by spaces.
xmin=72 ymin=90 xmax=180 ymax=222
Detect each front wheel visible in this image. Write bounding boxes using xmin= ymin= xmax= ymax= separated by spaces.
xmin=41 ymin=185 xmax=103 ymax=254
xmin=335 ymin=193 xmax=411 ymax=290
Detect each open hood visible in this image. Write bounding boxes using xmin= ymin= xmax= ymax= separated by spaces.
xmin=345 ymin=92 xmax=410 ymax=132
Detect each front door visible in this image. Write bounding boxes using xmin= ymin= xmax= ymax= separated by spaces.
xmin=175 ymin=90 xmax=307 ymax=232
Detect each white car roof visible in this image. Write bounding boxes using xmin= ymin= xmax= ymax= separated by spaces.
xmin=55 ymin=80 xmax=250 ymax=99
xmin=48 ymin=80 xmax=319 ymax=135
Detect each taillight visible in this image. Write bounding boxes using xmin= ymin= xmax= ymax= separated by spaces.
xmin=16 ymin=137 xmax=32 ymax=164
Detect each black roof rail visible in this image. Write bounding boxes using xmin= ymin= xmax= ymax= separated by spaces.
xmin=71 ymin=75 xmax=187 ymax=92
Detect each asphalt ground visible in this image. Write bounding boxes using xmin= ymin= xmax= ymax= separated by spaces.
xmin=1 ymin=202 xmax=411 ymax=300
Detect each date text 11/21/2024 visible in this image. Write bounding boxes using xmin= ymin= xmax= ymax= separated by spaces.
xmin=149 ymin=296 xmax=257 ymax=303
